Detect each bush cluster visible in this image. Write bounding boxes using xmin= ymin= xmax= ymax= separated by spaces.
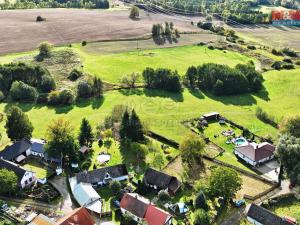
xmin=185 ymin=62 xmax=263 ymax=95
xmin=48 ymin=89 xmax=75 ymax=106
xmin=255 ymin=107 xmax=277 ymax=127
xmin=0 ymin=62 xmax=55 ymax=102
xmin=142 ymin=67 xmax=181 ymax=92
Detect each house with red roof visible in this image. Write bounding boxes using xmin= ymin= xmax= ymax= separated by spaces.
xmin=120 ymin=193 xmax=172 ymax=225
xmin=234 ymin=141 xmax=275 ymax=166
xmin=56 ymin=207 xmax=95 ymax=225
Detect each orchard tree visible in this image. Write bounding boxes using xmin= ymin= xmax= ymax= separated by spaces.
xmin=208 ymin=166 xmax=242 ymax=201
xmin=0 ymin=169 xmax=18 ymax=196
xmin=45 ymin=118 xmax=79 ymax=161
xmin=152 ymin=152 xmax=165 ymax=170
xmin=5 ymin=106 xmax=33 ymax=142
xmin=78 ymin=118 xmax=94 ymax=147
xmin=129 ymin=6 xmax=139 ymax=19
xmin=180 ymin=133 xmax=205 ymax=180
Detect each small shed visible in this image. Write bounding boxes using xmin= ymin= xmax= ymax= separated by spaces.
xmin=202 ymin=112 xmax=220 ymax=121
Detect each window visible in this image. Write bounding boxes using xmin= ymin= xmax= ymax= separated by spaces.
xmin=29 ymin=178 xmax=32 ymax=182
xmin=25 ymin=180 xmax=28 ymax=185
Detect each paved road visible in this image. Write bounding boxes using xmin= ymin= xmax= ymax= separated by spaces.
xmin=49 ymin=176 xmax=76 ymax=214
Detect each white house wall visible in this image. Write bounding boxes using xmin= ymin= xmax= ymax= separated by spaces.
xmin=20 ymin=171 xmax=36 ymax=189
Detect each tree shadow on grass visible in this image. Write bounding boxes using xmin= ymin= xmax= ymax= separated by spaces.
xmin=203 ymin=91 xmax=257 ymax=106
xmin=54 ymin=105 xmax=74 ymax=114
xmin=75 ymin=97 xmax=104 ymax=109
xmin=118 ymin=89 xmax=144 ymax=96
xmin=188 ymin=88 xmax=205 ymax=100
xmin=252 ymin=86 xmax=270 ymax=102
xmin=143 ymin=88 xmax=184 ymax=102
xmin=4 ymin=102 xmax=35 ymax=113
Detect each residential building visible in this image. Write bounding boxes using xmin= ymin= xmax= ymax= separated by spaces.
xmin=30 ymin=139 xmax=62 ymax=164
xmin=71 ymin=182 xmax=102 ymax=214
xmin=247 ymin=204 xmax=294 ymax=225
xmin=56 ymin=207 xmax=95 ymax=225
xmin=234 ymin=142 xmax=275 ymax=166
xmin=120 ymin=193 xmax=172 ymax=225
xmin=76 ymin=164 xmax=128 ymax=186
xmin=143 ymin=168 xmax=181 ymax=194
xmin=0 ymin=138 xmax=31 ymax=163
xmin=0 ymin=158 xmax=36 ymax=188
xmin=28 ymin=214 xmax=58 ymax=225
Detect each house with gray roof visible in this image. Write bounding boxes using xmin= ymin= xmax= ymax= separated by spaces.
xmin=76 ymin=164 xmax=128 ymax=186
xmin=0 ymin=138 xmax=31 ymax=163
xmin=247 ymin=204 xmax=295 ymax=225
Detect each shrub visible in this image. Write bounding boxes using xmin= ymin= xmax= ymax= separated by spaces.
xmin=282 ymin=48 xmax=298 ymax=57
xmin=36 ymin=15 xmax=46 ymax=22
xmin=197 ymin=21 xmax=212 ymax=30
xmin=282 ymin=64 xmax=295 ymax=70
xmin=207 ymin=45 xmax=215 ymax=50
xmin=38 ymin=42 xmax=53 ymax=59
xmin=37 ymin=93 xmax=49 ymax=104
xmin=10 ymin=81 xmax=38 ymax=102
xmin=158 ymin=190 xmax=170 ymax=202
xmin=194 ymin=209 xmax=211 ymax=225
xmin=271 ymin=48 xmax=283 ymax=56
xmin=129 ymin=6 xmax=139 ymax=19
xmin=40 ymin=75 xmax=56 ymax=92
xmin=247 ymin=45 xmax=256 ymax=50
xmin=59 ymin=89 xmax=75 ymax=105
xmin=68 ymin=69 xmax=83 ymax=81
xmin=295 ymin=60 xmax=300 ymax=66
xmin=77 ymin=80 xmax=93 ymax=98
xmin=255 ymin=107 xmax=277 ymax=127
xmin=109 ymin=180 xmax=121 ymax=194
xmin=81 ymin=41 xmax=87 ymax=46
xmin=271 ymin=61 xmax=282 ymax=70
xmin=47 ymin=91 xmax=61 ymax=106
xmin=283 ymin=58 xmax=293 ymax=64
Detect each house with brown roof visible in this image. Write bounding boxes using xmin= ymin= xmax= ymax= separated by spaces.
xmin=56 ymin=207 xmax=95 ymax=225
xmin=143 ymin=168 xmax=181 ymax=194
xmin=120 ymin=193 xmax=172 ymax=225
xmin=247 ymin=204 xmax=295 ymax=225
xmin=234 ymin=142 xmax=275 ymax=166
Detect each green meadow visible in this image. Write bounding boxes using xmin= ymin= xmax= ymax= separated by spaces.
xmin=1 ymin=68 xmax=299 ymax=148
xmin=73 ymin=44 xmax=253 ymax=83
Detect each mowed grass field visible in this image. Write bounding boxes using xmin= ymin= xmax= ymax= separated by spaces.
xmin=0 ymin=68 xmax=299 ymax=149
xmin=74 ymin=44 xmax=253 ymax=83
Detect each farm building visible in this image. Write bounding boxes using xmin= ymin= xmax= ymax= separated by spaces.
xmin=76 ymin=164 xmax=128 ymax=186
xmin=120 ymin=193 xmax=172 ymax=225
xmin=143 ymin=168 xmax=181 ymax=194
xmin=0 ymin=158 xmax=36 ymax=188
xmin=234 ymin=142 xmax=275 ymax=166
xmin=247 ymin=204 xmax=294 ymax=225
xmin=201 ymin=112 xmax=220 ymax=121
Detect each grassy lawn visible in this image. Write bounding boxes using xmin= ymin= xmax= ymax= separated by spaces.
xmin=88 ymin=137 xmax=180 ymax=175
xmin=268 ymin=196 xmax=300 ymax=222
xmin=22 ymin=158 xmax=55 ymax=179
xmin=73 ymin=44 xmax=253 ymax=83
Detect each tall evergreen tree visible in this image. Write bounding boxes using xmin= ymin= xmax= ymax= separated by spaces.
xmin=130 ymin=109 xmax=144 ymax=142
xmin=92 ymin=76 xmax=103 ymax=98
xmin=119 ymin=110 xmax=130 ymax=140
xmin=78 ymin=118 xmax=94 ymax=146
xmin=5 ymin=106 xmax=33 ymax=142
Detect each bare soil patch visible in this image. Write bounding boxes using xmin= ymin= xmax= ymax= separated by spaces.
xmin=0 ymin=8 xmax=200 ymax=54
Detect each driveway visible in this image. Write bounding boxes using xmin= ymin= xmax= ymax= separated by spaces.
xmin=49 ymin=176 xmax=76 ymax=214
xmin=256 ymin=160 xmax=281 ymax=182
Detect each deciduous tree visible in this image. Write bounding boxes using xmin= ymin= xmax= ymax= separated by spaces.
xmin=0 ymin=169 xmax=18 ymax=196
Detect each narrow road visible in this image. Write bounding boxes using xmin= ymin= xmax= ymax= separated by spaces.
xmin=48 ymin=176 xmax=76 ymax=214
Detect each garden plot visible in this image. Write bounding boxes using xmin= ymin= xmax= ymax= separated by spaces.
xmin=22 ymin=158 xmax=55 ymax=179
